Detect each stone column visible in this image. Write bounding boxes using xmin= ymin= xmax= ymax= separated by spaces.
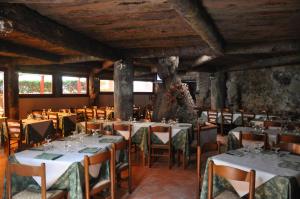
xmin=210 ymin=72 xmax=226 ymax=110
xmin=114 ymin=59 xmax=133 ymax=120
xmin=7 ymin=66 xmax=19 ymax=119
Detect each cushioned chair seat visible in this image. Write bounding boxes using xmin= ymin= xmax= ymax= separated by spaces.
xmin=215 ymin=190 xmax=240 ymax=199
xmin=92 ymin=179 xmax=110 ymax=189
xmin=13 ymin=189 xmax=65 ymax=199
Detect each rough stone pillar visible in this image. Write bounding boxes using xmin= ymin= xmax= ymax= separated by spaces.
xmin=88 ymin=70 xmax=100 ymax=106
xmin=226 ymin=72 xmax=240 ymax=111
xmin=210 ymin=72 xmax=226 ymax=110
xmin=7 ymin=66 xmax=19 ymax=119
xmin=114 ymin=59 xmax=133 ymax=120
xmin=153 ymin=56 xmax=197 ymax=124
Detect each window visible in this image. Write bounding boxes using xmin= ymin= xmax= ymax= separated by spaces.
xmin=100 ymin=80 xmax=114 ymax=92
xmin=133 ymin=81 xmax=153 ymax=93
xmin=62 ymin=76 xmax=87 ymax=94
xmin=100 ymin=80 xmax=153 ymax=93
xmin=19 ymin=73 xmax=53 ymax=95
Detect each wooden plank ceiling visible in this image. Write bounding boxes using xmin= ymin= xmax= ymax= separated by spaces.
xmin=0 ymin=0 xmax=300 ymax=73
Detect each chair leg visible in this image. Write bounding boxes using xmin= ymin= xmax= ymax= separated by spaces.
xmin=128 ymin=168 xmax=132 ymax=194
xmin=169 ymin=149 xmax=172 ymax=169
xmin=177 ymin=150 xmax=180 ymax=167
xmin=183 ymin=151 xmax=186 ymax=169
xmin=148 ymin=149 xmax=151 ymax=168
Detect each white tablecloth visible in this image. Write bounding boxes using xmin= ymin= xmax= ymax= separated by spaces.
xmin=14 ymin=135 xmax=122 ymax=189
xmin=230 ymin=127 xmax=281 ymax=146
xmin=212 ymin=150 xmax=300 ymax=197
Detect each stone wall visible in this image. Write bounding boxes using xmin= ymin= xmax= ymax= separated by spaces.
xmin=226 ymin=65 xmax=300 ymax=114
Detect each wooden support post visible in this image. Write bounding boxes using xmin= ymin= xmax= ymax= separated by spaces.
xmin=7 ymin=66 xmax=19 ymax=119
xmin=114 ymin=59 xmax=134 ymax=120
xmin=88 ymin=71 xmax=100 ymax=107
xmin=77 ymin=78 xmax=82 ymax=94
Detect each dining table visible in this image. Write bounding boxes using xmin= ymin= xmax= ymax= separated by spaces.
xmin=76 ymin=120 xmax=193 ymax=159
xmin=200 ymin=148 xmax=300 ymax=199
xmin=227 ymin=126 xmax=300 ymax=151
xmin=5 ymin=134 xmax=124 ymax=199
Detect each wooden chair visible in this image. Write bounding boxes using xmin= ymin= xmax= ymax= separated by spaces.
xmin=148 ymin=126 xmax=173 ymax=169
xmin=208 ymin=160 xmax=255 ymax=199
xmin=5 ymin=119 xmax=23 ymax=155
xmin=240 ymin=111 xmax=256 ymax=127
xmin=76 ymin=108 xmax=86 ymax=122
xmin=96 ymin=108 xmax=106 ymax=119
xmin=207 ymin=110 xmax=218 ymax=124
xmin=264 ymin=121 xmax=282 ymax=129
xmin=276 ymin=143 xmax=300 ymax=155
xmin=32 ymin=110 xmax=43 ymax=119
xmin=113 ymin=141 xmax=132 ymax=193
xmin=220 ymin=110 xmax=233 ymax=135
xmin=84 ymin=147 xmax=115 ymax=199
xmin=85 ymin=121 xmax=102 ymax=134
xmin=6 ymin=162 xmax=67 ymax=199
xmin=48 ymin=112 xmax=59 ymax=136
xmin=196 ymin=142 xmax=220 ymax=198
xmin=239 ymin=131 xmax=268 ymax=150
xmin=276 ymin=134 xmax=300 ymax=145
xmin=85 ymin=108 xmax=94 ymax=121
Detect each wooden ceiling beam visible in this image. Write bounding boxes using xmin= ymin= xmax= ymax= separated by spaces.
xmin=0 ymin=39 xmax=61 ymax=62
xmin=168 ymin=0 xmax=224 ymax=55
xmin=226 ymin=40 xmax=300 ymax=55
xmin=0 ymin=3 xmax=120 ymax=60
xmin=125 ymin=46 xmax=213 ymax=59
xmin=225 ymin=53 xmax=300 ymax=72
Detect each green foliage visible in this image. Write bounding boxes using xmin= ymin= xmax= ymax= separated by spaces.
xmin=19 ymin=80 xmax=52 ymax=94
xmin=62 ymin=80 xmax=87 ymax=94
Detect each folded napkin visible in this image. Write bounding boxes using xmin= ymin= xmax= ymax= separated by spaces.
xmin=226 ymin=150 xmax=244 ymax=157
xmin=78 ymin=147 xmax=101 ymax=154
xmin=35 ymin=153 xmax=63 ymax=160
xmin=99 ymin=138 xmax=118 ymax=143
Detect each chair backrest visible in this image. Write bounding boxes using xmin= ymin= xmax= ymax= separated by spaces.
xmin=208 ymin=160 xmax=255 ymax=199
xmin=5 ymin=119 xmax=23 ymax=155
xmin=6 ymin=163 xmax=46 ymax=199
xmin=197 ymin=142 xmax=220 ymax=197
xmin=76 ymin=109 xmax=86 ymax=122
xmin=239 ymin=131 xmax=268 ymax=149
xmin=85 ymin=121 xmax=102 ymax=134
xmin=85 ymin=108 xmax=94 ymax=120
xmin=149 ymin=126 xmax=172 ymax=145
xmin=84 ymin=147 xmax=115 ymax=199
xmin=6 ymin=119 xmax=22 ymax=134
xmin=276 ymin=134 xmax=300 ymax=145
xmin=264 ymin=121 xmax=282 ymax=129
xmin=241 ymin=111 xmax=256 ymax=126
xmin=112 ymin=123 xmax=132 ymax=139
xmin=207 ymin=110 xmax=218 ymax=123
xmin=114 ymin=140 xmax=131 ymax=165
xmin=96 ymin=108 xmax=106 ymax=119
xmin=47 ymin=113 xmax=58 ymax=128
xmin=277 ymin=142 xmax=300 ymax=155
xmin=221 ymin=110 xmax=233 ymax=124
xmin=32 ymin=110 xmax=43 ymax=118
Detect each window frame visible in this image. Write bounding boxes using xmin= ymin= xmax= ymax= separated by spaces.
xmin=18 ymin=72 xmax=55 ymax=98
xmin=61 ymin=75 xmax=89 ymax=97
xmin=99 ymin=79 xmax=114 ymax=94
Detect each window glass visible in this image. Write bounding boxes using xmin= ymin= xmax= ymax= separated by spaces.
xmin=133 ymin=81 xmax=153 ymax=93
xmin=19 ymin=73 xmax=53 ymax=94
xmin=100 ymin=80 xmax=153 ymax=93
xmin=62 ymin=76 xmax=87 ymax=94
xmin=100 ymin=80 xmax=114 ymax=92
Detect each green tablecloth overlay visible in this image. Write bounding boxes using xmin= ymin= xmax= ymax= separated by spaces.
xmin=200 ymin=158 xmax=300 ymax=199
xmin=59 ymin=116 xmax=76 ymax=137
xmin=24 ymin=121 xmax=55 ymax=144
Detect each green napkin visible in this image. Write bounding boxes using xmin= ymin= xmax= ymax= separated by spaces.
xmin=78 ymin=147 xmax=101 ymax=154
xmin=99 ymin=138 xmax=118 ymax=143
xmin=35 ymin=153 xmax=63 ymax=160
